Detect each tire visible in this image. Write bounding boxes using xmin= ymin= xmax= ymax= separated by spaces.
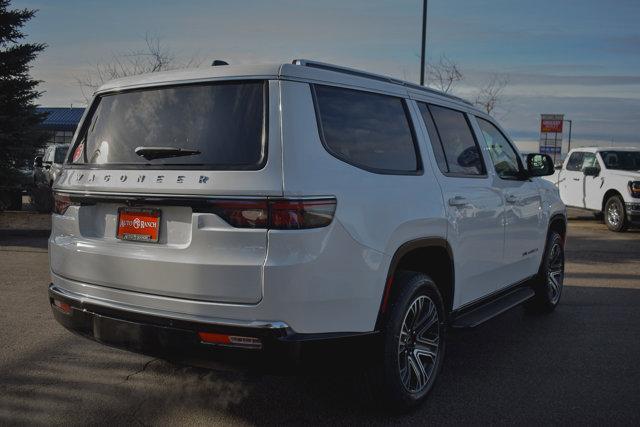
xmin=527 ymin=231 xmax=565 ymax=313
xmin=368 ymin=271 xmax=446 ymax=411
xmin=604 ymin=195 xmax=628 ymax=232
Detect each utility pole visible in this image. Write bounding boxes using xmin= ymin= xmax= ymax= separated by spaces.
xmin=419 ymin=0 xmax=428 ymax=86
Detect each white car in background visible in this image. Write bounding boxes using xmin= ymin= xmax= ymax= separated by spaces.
xmin=549 ymin=147 xmax=640 ymax=231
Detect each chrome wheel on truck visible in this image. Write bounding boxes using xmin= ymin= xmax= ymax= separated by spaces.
xmin=605 ymin=195 xmax=628 ymax=232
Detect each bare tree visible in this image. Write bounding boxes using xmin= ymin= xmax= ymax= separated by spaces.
xmin=425 ymin=54 xmax=463 ymax=94
xmin=76 ymin=33 xmax=200 ymax=102
xmin=474 ymin=74 xmax=509 ymax=115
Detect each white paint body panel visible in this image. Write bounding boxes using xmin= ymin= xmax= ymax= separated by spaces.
xmin=50 ymin=63 xmax=566 ymax=334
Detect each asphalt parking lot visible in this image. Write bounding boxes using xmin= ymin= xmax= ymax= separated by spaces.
xmin=1 ymin=211 xmax=639 ymax=425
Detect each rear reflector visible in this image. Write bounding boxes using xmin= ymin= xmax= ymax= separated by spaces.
xmin=52 ymin=299 xmax=72 ymax=314
xmin=205 ymin=198 xmax=336 ymax=230
xmin=198 ymin=332 xmax=262 ymax=349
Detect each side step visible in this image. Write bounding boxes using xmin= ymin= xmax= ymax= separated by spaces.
xmin=450 ymin=287 xmax=535 ymax=328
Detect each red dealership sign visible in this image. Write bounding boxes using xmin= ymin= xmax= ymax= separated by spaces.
xmin=541 ymin=117 xmax=563 ymax=133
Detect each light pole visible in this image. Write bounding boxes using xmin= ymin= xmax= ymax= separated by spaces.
xmin=564 ymin=119 xmax=572 ymax=152
xmin=419 ymin=0 xmax=428 ymax=86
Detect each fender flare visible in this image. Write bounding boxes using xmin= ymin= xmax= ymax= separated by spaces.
xmin=375 ymin=237 xmax=454 ymax=330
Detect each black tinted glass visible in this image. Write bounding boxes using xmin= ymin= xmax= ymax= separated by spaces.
xmin=314 ymin=85 xmax=418 ymax=173
xmin=600 ymin=151 xmax=640 ymax=171
xmin=54 ymin=146 xmax=68 ymax=164
xmin=477 ymin=118 xmax=521 ymax=179
xmin=70 ymin=81 xmax=266 ymax=169
xmin=428 ymin=105 xmax=484 ymax=175
xmin=417 ymin=102 xmax=448 ymax=173
xmin=566 ymin=152 xmax=584 ymax=171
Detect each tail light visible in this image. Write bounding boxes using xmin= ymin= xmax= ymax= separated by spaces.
xmin=53 ymin=193 xmax=79 ymax=215
xmin=207 ymin=200 xmax=269 ymax=228
xmin=204 ymin=198 xmax=336 ymax=229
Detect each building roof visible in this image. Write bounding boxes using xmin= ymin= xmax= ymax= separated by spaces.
xmin=36 ymin=107 xmax=85 ymax=131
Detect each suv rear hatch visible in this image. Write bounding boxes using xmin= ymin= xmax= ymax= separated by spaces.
xmin=50 ymin=80 xmax=281 ymax=304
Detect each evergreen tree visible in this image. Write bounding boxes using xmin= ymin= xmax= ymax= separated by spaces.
xmin=0 ymin=0 xmax=47 ymax=190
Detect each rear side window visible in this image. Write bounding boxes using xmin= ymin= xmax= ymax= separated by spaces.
xmin=426 ymin=104 xmax=485 ymax=176
xmin=69 ymin=81 xmax=267 ymax=169
xmin=312 ymin=85 xmax=420 ymax=174
xmin=566 ymin=152 xmax=585 ymax=171
xmin=417 ymin=102 xmax=448 ymax=173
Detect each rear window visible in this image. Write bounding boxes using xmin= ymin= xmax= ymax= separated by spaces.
xmin=312 ymin=84 xmax=420 ymax=174
xmin=69 ymin=81 xmax=267 ymax=169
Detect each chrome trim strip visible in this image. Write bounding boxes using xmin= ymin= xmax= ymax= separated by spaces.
xmin=53 ymin=189 xmax=333 ymax=201
xmin=49 ymin=283 xmax=291 ymax=331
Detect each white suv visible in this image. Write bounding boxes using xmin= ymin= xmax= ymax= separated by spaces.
xmin=49 ymin=60 xmax=566 ymax=409
xmin=551 ymin=147 xmax=640 ymax=231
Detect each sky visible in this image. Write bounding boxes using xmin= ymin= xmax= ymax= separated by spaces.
xmin=14 ymin=0 xmax=640 ymax=151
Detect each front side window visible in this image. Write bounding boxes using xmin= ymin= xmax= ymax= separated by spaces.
xmin=313 ymin=85 xmax=419 ymax=173
xmin=566 ymin=152 xmax=585 ymax=171
xmin=70 ymin=81 xmax=267 ymax=169
xmin=581 ymin=153 xmax=599 ymax=171
xmin=427 ymin=104 xmax=485 ymax=176
xmin=477 ymin=117 xmax=521 ymax=179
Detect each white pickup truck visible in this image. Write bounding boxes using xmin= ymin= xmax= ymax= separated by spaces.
xmin=548 ymin=147 xmax=640 ymax=231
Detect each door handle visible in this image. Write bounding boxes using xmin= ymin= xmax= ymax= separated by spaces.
xmin=448 ymin=196 xmax=468 ymax=207
xmin=572 ymin=177 xmax=580 ymax=181
xmin=505 ymin=194 xmax=519 ymax=204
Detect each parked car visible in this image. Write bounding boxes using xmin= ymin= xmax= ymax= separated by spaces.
xmin=34 ymin=143 xmax=69 ymax=187
xmin=48 ymin=60 xmax=566 ymax=409
xmin=547 ymin=147 xmax=640 ymax=231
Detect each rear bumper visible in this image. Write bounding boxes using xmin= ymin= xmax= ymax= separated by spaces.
xmin=49 ymin=283 xmax=377 ymax=367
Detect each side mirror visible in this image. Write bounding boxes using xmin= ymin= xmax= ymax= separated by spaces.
xmin=526 ymin=153 xmax=555 ymax=177
xmin=583 ymin=166 xmax=600 ymax=177
xmin=34 ymin=156 xmax=43 ymax=168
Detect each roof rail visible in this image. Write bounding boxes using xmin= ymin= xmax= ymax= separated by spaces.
xmin=292 ymin=59 xmax=474 ymax=107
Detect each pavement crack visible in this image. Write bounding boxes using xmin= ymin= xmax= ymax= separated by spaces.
xmin=124 ymin=358 xmax=158 ymax=382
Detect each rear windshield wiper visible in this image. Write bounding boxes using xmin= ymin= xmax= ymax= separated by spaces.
xmin=134 ymin=146 xmax=201 ymax=160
